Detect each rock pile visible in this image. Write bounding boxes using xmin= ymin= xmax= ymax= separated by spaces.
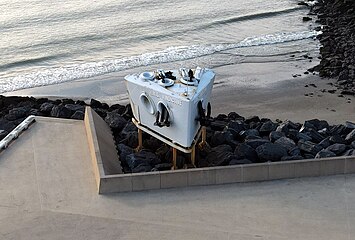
xmin=112 ymin=108 xmax=355 ymax=173
xmin=0 ymin=96 xmax=87 ymax=137
xmin=0 ymin=96 xmax=353 ymax=173
xmin=304 ymin=0 xmax=355 ymax=95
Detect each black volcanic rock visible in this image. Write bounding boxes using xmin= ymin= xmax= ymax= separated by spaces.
xmin=39 ymin=102 xmax=55 ymax=113
xmin=206 ymin=144 xmax=235 ymax=166
xmin=234 ymin=143 xmax=258 ymax=163
xmin=50 ymin=105 xmax=72 ymax=118
xmin=256 ymin=143 xmax=288 ymax=162
xmin=269 ymin=131 xmax=285 ymax=142
xmin=245 ymin=139 xmax=270 ymax=149
xmin=105 ymin=111 xmax=127 ymax=130
xmin=315 ymin=149 xmax=336 ymax=159
xmin=326 ymin=143 xmax=347 ymax=155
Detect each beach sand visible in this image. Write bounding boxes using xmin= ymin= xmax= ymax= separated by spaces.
xmin=4 ymin=61 xmax=354 ymax=124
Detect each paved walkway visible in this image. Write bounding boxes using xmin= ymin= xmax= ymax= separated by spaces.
xmin=0 ymin=117 xmax=354 ymax=239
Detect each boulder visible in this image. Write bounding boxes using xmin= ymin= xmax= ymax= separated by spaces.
xmin=259 ymin=120 xmax=277 ymax=134
xmin=0 ymin=130 xmax=8 ymax=141
xmin=246 ymin=139 xmax=270 ymax=149
xmin=71 ymin=111 xmax=84 ymax=120
xmin=126 ymin=150 xmax=161 ymax=170
xmin=289 ymin=147 xmax=301 ymax=156
xmin=90 ymin=99 xmax=103 ymax=108
xmin=352 ymin=141 xmax=355 ymax=149
xmin=116 ymin=144 xmax=135 ymax=166
xmin=50 ymin=105 xmax=72 ymax=118
xmin=345 ymin=129 xmax=355 ymax=142
xmin=65 ymin=104 xmax=85 ymax=113
xmin=109 ymin=104 xmax=126 ymax=114
xmin=119 ymin=131 xmax=138 ymax=148
xmin=39 ymin=102 xmax=55 ymax=113
xmin=226 ymin=120 xmax=246 ymax=133
xmin=318 ymin=137 xmax=331 ymax=149
xmin=329 ymin=135 xmax=346 ymax=144
xmin=5 ymin=107 xmax=28 ymax=120
xmin=342 ymin=149 xmax=355 ymax=156
xmin=152 ymin=163 xmax=172 ymax=171
xmin=234 ymin=143 xmax=258 ymax=162
xmin=240 ymin=129 xmax=260 ymax=138
xmin=206 ymin=144 xmax=234 ymax=166
xmin=256 ymin=143 xmax=288 ymax=162
xmin=326 ymin=143 xmax=347 ymax=155
xmin=105 ymin=112 xmax=127 ymax=130
xmin=315 ymin=149 xmax=337 ymax=158
xmin=0 ymin=118 xmax=15 ymax=132
xmin=298 ymin=139 xmax=323 ymax=155
xmin=275 ymin=137 xmax=296 ymax=152
xmin=210 ymin=131 xmax=234 ymax=147
xmin=269 ymin=131 xmax=285 ymax=142
xmin=245 ymin=116 xmax=260 ymax=124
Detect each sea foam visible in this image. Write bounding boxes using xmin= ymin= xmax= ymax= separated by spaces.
xmin=0 ymin=31 xmax=319 ymax=93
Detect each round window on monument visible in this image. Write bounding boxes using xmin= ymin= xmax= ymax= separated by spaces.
xmin=140 ymin=93 xmax=155 ymax=115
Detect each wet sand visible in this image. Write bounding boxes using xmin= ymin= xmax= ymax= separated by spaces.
xmin=4 ymin=62 xmax=354 ymax=124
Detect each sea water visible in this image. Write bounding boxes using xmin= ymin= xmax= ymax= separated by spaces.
xmin=0 ymin=0 xmax=319 ymax=93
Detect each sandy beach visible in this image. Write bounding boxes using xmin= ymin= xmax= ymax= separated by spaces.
xmin=4 ymin=60 xmax=354 ymax=124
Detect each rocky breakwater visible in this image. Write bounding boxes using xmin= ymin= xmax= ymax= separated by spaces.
xmin=1 ymin=96 xmax=354 ymax=173
xmin=304 ymin=0 xmax=355 ymax=95
xmin=110 ymin=107 xmax=355 ymax=173
xmin=0 ymin=95 xmax=88 ymax=139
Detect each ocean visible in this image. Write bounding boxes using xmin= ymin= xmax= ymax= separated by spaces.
xmin=0 ymin=0 xmax=319 ymax=94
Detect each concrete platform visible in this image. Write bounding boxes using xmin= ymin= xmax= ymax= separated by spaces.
xmin=1 ymin=116 xmax=355 ymax=239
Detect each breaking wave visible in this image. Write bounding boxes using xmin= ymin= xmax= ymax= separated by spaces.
xmin=0 ymin=30 xmax=319 ymax=93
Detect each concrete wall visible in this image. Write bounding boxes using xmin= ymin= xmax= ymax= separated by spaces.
xmin=84 ymin=107 xmax=355 ymax=194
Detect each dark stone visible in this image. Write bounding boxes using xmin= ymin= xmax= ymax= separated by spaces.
xmin=289 ymin=147 xmax=301 ymax=156
xmin=326 ymin=143 xmax=347 ymax=155
xmin=126 ymin=150 xmax=161 ymax=170
xmin=0 ymin=130 xmax=8 ymax=141
xmin=210 ymin=131 xmax=234 ymax=147
xmin=152 ymin=163 xmax=172 ymax=171
xmin=329 ymin=135 xmax=346 ymax=144
xmin=245 ymin=139 xmax=270 ymax=149
xmin=117 ymin=144 xmax=134 ymax=166
xmin=298 ymin=139 xmax=323 ymax=155
xmin=229 ymin=158 xmax=252 ymax=165
xmin=142 ymin=137 xmax=161 ymax=152
xmin=318 ymin=137 xmax=331 ymax=149
xmin=119 ymin=132 xmax=138 ymax=148
xmin=94 ymin=108 xmax=107 ymax=119
xmin=259 ymin=121 xmax=277 ymax=134
xmin=256 ymin=143 xmax=288 ymax=162
xmin=345 ymin=129 xmax=355 ymax=142
xmin=206 ymin=145 xmax=234 ymax=166
xmin=240 ymin=129 xmax=260 ymax=138
xmin=61 ymin=98 xmax=75 ymax=105
xmin=227 ymin=112 xmax=245 ymax=121
xmin=39 ymin=102 xmax=55 ymax=113
xmin=109 ymin=104 xmax=126 ymax=114
xmin=286 ymin=129 xmax=300 ymax=142
xmin=120 ymin=122 xmax=138 ymax=137
xmin=269 ymin=131 xmax=285 ymax=142
xmin=352 ymin=141 xmax=355 ymax=149
xmin=298 ymin=132 xmax=312 ymax=141
xmin=90 ymin=99 xmax=103 ymax=108
xmin=155 ymin=145 xmax=170 ymax=161
xmin=275 ymin=137 xmax=296 ymax=152
xmin=345 ymin=121 xmax=355 ymax=129
xmin=0 ymin=118 xmax=15 ymax=132
xmin=342 ymin=149 xmax=355 ymax=156
xmin=276 ymin=123 xmax=289 ymax=134
xmin=65 ymin=104 xmax=85 ymax=113
xmin=245 ymin=116 xmax=260 ymax=124
xmin=210 ymin=120 xmax=228 ymax=131
xmin=304 ymin=119 xmax=329 ymax=131
xmin=234 ymin=143 xmax=258 ymax=162
xmin=50 ymin=105 xmax=72 ymax=118
xmin=303 ymin=16 xmax=312 ymax=21
xmin=71 ymin=111 xmax=84 ymax=120
xmin=5 ymin=107 xmax=28 ymax=120
xmin=105 ymin=112 xmax=127 ymax=130
xmin=329 ymin=125 xmax=347 ymax=135
xmin=308 ymin=128 xmax=325 ymax=143
xmin=132 ymin=164 xmax=152 ymax=173
xmin=226 ymin=120 xmax=246 ymax=134
xmin=315 ymin=149 xmax=336 ymax=158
